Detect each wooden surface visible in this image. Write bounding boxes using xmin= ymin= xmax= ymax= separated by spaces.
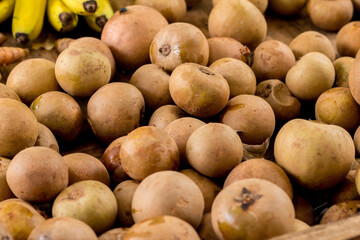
xmin=1 ymin=0 xmax=360 ymax=238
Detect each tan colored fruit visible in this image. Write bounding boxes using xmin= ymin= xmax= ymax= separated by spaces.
xmin=148 ymin=105 xmax=188 ymax=130
xmin=349 ymin=58 xmax=360 ymax=104
xmin=0 ymin=83 xmax=20 ymax=101
xmin=330 ymin=170 xmax=359 ymax=204
xmin=336 ymin=21 xmax=360 ymax=57
xmin=135 ymin=0 xmax=186 ymax=22
xmin=34 ymin=123 xmax=59 ymax=152
xmin=28 ymin=217 xmax=97 ymax=240
xmin=0 ymin=158 xmax=13 ymax=202
xmin=98 ymin=228 xmax=128 ymax=240
xmin=293 ymin=195 xmax=315 ymax=226
xmin=30 ymin=91 xmax=83 ymax=142
xmin=224 ymin=158 xmax=293 ymax=199
xmin=269 ymin=0 xmax=307 ymax=16
xmin=207 ymin=37 xmax=250 ymax=65
xmin=256 ymin=79 xmax=301 ymax=122
xmin=320 ymin=201 xmax=360 ymax=224
xmin=169 ymin=63 xmax=229 ymax=118
xmin=122 ymin=216 xmax=200 ymax=240
xmin=101 ymin=5 xmax=168 ymax=71
xmin=165 ymin=117 xmax=205 ymax=165
xmin=208 ymin=0 xmax=267 ymax=49
xmin=274 ymin=119 xmax=355 ymax=190
xmin=285 ymin=52 xmax=335 ymax=101
xmin=6 ymin=147 xmax=68 ymax=203
xmin=87 ymin=82 xmax=145 ymax=143
xmin=289 ymin=31 xmax=336 ymax=61
xmin=150 ymin=23 xmax=209 ymax=72
xmin=108 ymin=0 xmax=134 ymax=11
xmin=113 ymin=180 xmax=139 ymax=227
xmin=52 ymin=180 xmax=118 ymax=235
xmin=354 ymin=126 xmax=360 ymax=155
xmin=307 ymin=0 xmax=353 ymax=31
xmin=6 ymin=59 xmax=59 ymax=105
xmin=251 ymin=40 xmax=296 ymax=82
xmin=334 ymin=57 xmax=355 ymax=87
xmin=220 ymin=94 xmax=276 ymax=145
xmin=120 ymin=126 xmax=179 ymax=181
xmin=180 ymin=169 xmax=221 ymax=213
xmin=197 ymin=213 xmax=218 ymax=240
xmin=353 ymin=0 xmax=360 ymax=12
xmin=63 ymin=153 xmax=110 ymax=186
xmin=357 ymin=49 xmax=360 ymax=58
xmin=132 ymin=171 xmax=204 ymax=228
xmin=0 ymin=98 xmax=38 ymax=157
xmin=209 ymin=57 xmax=256 ymax=98
xmin=69 ymin=37 xmax=116 ymax=79
xmin=0 ymin=198 xmax=45 ymax=240
xmin=211 ymin=178 xmax=295 ymax=240
xmin=213 ymin=0 xmax=268 ymax=13
xmin=315 ymin=87 xmax=360 ymax=132
xmin=186 ymin=123 xmax=243 ymax=178
xmin=292 ymin=219 xmax=310 ymax=232
xmin=130 ymin=64 xmax=172 ymax=111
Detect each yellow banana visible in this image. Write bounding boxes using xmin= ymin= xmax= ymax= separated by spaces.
xmin=0 ymin=0 xmax=15 ymax=24
xmin=62 ymin=0 xmax=98 ymax=15
xmin=47 ymin=0 xmax=78 ymax=33
xmin=12 ymin=0 xmax=47 ymax=45
xmin=84 ymin=0 xmax=113 ymax=32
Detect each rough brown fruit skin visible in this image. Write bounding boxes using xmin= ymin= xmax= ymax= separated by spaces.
xmin=0 ymin=98 xmax=38 ymax=157
xmin=0 ymin=83 xmax=20 ymax=101
xmin=132 ymin=171 xmax=204 ymax=228
xmin=334 ymin=57 xmax=355 ymax=87
xmin=211 ymin=178 xmax=295 ymax=240
xmin=169 ymin=63 xmax=229 ymax=118
xmin=274 ymin=119 xmax=354 ymax=190
xmin=130 ymin=64 xmax=173 ymax=111
xmin=63 ymin=153 xmax=111 ymax=186
xmin=220 ymin=94 xmax=276 ymax=145
xmin=256 ymin=79 xmax=301 ymax=122
xmin=208 ymin=0 xmax=267 ymax=49
xmin=207 ymin=37 xmax=250 ymax=65
xmin=120 ymin=126 xmax=179 ymax=181
xmin=224 ymin=158 xmax=293 ymax=199
xmin=87 ymin=82 xmax=145 ymax=143
xmin=315 ymin=87 xmax=360 ymax=133
xmin=209 ymin=57 xmax=256 ymax=98
xmin=336 ymin=21 xmax=360 ymax=57
xmin=320 ymin=201 xmax=360 ymax=224
xmin=135 ymin=0 xmax=186 ymax=23
xmin=148 ymin=105 xmax=188 ymax=130
xmin=186 ymin=123 xmax=243 ymax=178
xmin=34 ymin=122 xmax=59 ymax=152
xmin=6 ymin=147 xmax=69 ymax=203
xmin=330 ymin=170 xmax=359 ymax=204
xmin=123 ymin=215 xmax=200 ymax=240
xmin=197 ymin=213 xmax=218 ymax=240
xmin=0 ymin=158 xmax=14 ymax=202
xmin=113 ymin=180 xmax=139 ymax=227
xmin=150 ymin=23 xmax=209 ymax=72
xmin=30 ymin=91 xmax=83 ymax=142
xmin=293 ymin=195 xmax=315 ymax=226
xmin=289 ymin=31 xmax=336 ymax=61
xmin=269 ymin=0 xmax=307 ymax=16
xmin=0 ymin=198 xmax=45 ymax=240
xmin=98 ymin=228 xmax=128 ymax=240
xmin=349 ymin=58 xmax=360 ymax=105
xmin=101 ymin=5 xmax=168 ymax=71
xmin=307 ymin=0 xmax=353 ymax=31
xmin=6 ymin=59 xmax=59 ymax=104
xmin=28 ymin=217 xmax=97 ymax=240
xmin=354 ymin=125 xmax=360 ymax=155
xmin=251 ymin=40 xmax=296 ymax=82
xmin=55 ymin=47 xmax=111 ymax=97
xmin=165 ymin=117 xmax=205 ymax=166
xmin=52 ymin=180 xmax=118 ymax=235
xmin=180 ymin=169 xmax=221 ymax=213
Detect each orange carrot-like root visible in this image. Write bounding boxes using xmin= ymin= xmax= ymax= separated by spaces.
xmin=55 ymin=38 xmax=74 ymax=53
xmin=0 ymin=33 xmax=6 ymax=46
xmin=0 ymin=47 xmax=29 ymax=66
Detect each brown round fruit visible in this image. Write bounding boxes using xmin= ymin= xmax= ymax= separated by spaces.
xmin=320 ymin=200 xmax=360 ymax=224
xmin=34 ymin=122 xmax=59 ymax=152
xmin=186 ymin=123 xmax=243 ymax=178
xmin=330 ymin=170 xmax=359 ymax=204
xmin=336 ymin=21 xmax=360 ymax=57
xmin=220 ymin=94 xmax=276 ymax=145
xmin=120 ymin=126 xmax=179 ymax=181
xmin=293 ymin=195 xmax=315 ymax=226
xmin=87 ymin=82 xmax=145 ymax=143
xmin=132 ymin=171 xmax=204 ymax=228
xmin=197 ymin=212 xmax=218 ymax=240
xmin=211 ymin=178 xmax=295 ymax=240
xmin=98 ymin=228 xmax=128 ymax=240
xmin=150 ymin=22 xmax=209 ymax=71
xmin=101 ymin=5 xmax=168 ymax=71
xmin=0 ymin=98 xmax=38 ymax=157
xmin=169 ymin=63 xmax=229 ymax=118
xmin=0 ymin=83 xmax=20 ymax=101
xmin=30 ymin=91 xmax=83 ymax=142
xmin=0 ymin=158 xmax=13 ymax=202
xmin=6 ymin=146 xmax=68 ymax=203
xmin=269 ymin=0 xmax=307 ymax=16
xmin=148 ymin=105 xmax=188 ymax=130
xmin=135 ymin=0 xmax=186 ymax=22
xmin=334 ymin=57 xmax=355 ymax=87
xmin=349 ymin=58 xmax=360 ymax=105
xmin=224 ymin=158 xmax=293 ymax=199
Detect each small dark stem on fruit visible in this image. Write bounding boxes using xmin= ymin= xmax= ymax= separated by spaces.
xmin=59 ymin=12 xmax=73 ymax=26
xmin=120 ymin=8 xmax=128 ymax=13
xmin=199 ymin=66 xmax=215 ymax=75
xmin=15 ymin=33 xmax=29 ymax=45
xmin=95 ymin=15 xmax=107 ymax=28
xmin=159 ymin=45 xmax=171 ymax=56
xmin=83 ymin=0 xmax=97 ymax=13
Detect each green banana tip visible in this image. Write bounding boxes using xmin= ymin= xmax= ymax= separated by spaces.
xmin=15 ymin=33 xmax=29 ymax=45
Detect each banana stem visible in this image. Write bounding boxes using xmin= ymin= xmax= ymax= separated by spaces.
xmin=15 ymin=33 xmax=29 ymax=45
xmin=83 ymin=0 xmax=97 ymax=13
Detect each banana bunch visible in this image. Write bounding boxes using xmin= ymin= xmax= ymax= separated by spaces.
xmin=0 ymin=0 xmax=15 ymax=24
